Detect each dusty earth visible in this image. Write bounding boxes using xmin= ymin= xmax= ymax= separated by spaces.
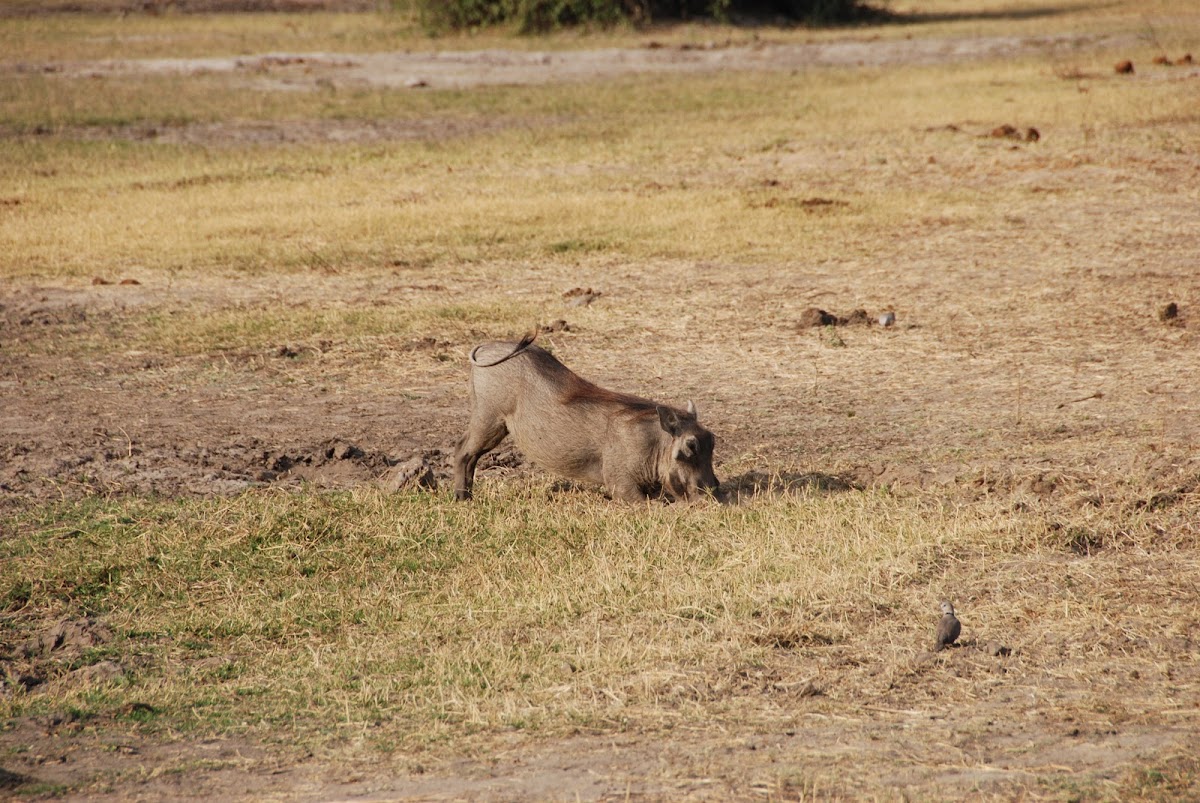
xmin=49 ymin=31 xmax=1133 ymax=92
xmin=4 ymin=15 xmax=1200 ymax=803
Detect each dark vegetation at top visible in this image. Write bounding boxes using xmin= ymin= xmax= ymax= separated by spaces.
xmin=0 ymin=0 xmax=888 ymax=26
xmin=416 ymin=0 xmax=883 ymax=33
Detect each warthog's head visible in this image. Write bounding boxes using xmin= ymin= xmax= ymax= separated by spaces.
xmin=657 ymin=401 xmax=720 ymax=502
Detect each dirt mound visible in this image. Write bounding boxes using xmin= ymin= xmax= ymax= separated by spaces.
xmin=19 ymin=617 xmax=113 ymax=659
xmin=2 ymin=617 xmax=125 ymax=699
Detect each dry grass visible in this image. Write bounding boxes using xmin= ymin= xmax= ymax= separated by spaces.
xmin=2 ymin=483 xmax=1197 ymax=795
xmin=3 ymin=57 xmax=1198 ymax=279
xmin=2 ymin=0 xmax=1200 ymax=797
xmin=0 ymin=485 xmax=1184 ymax=742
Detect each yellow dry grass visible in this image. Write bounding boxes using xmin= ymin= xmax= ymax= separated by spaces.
xmin=3 ymin=55 xmax=1197 ymax=279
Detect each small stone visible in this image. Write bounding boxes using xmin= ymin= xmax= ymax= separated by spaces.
xmin=878 ymin=311 xmax=896 ymax=327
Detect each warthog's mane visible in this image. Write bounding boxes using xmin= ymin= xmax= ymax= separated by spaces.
xmin=473 ymin=332 xmax=689 ymax=423
xmin=560 ymin=376 xmax=661 ymax=419
xmin=524 ymin=345 xmax=669 ymax=421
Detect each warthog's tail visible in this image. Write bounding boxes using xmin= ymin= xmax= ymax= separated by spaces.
xmin=469 ymin=330 xmax=538 ymax=368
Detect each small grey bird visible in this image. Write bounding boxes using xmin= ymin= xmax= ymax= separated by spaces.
xmin=935 ymin=600 xmax=961 ymax=651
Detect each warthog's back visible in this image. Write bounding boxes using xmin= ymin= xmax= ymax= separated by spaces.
xmin=470 ymin=341 xmax=651 ymax=410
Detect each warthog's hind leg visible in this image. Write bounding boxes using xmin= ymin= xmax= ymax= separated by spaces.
xmin=453 ymin=420 xmax=508 ymax=501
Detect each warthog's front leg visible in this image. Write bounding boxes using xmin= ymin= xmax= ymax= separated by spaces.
xmin=603 ymin=473 xmax=653 ymax=504
xmin=453 ymin=420 xmax=508 ymax=501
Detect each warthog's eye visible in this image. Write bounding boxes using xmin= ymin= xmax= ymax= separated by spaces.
xmin=675 ymin=435 xmax=700 ymax=461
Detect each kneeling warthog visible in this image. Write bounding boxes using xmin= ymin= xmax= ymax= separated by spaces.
xmin=454 ymin=334 xmax=719 ymax=502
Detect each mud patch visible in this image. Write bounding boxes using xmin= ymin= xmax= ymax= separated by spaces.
xmin=0 ymin=434 xmax=449 ymax=500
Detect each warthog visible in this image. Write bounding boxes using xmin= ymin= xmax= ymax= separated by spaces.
xmin=453 ymin=334 xmax=719 ymax=503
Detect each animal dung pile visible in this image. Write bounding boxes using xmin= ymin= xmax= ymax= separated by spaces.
xmin=91 ymin=276 xmax=141 ymax=285
xmin=797 ymin=307 xmax=896 ymax=328
xmin=562 ymin=287 xmax=602 ymax=307
xmin=1151 ymin=53 xmax=1193 ymax=66
xmin=990 ymin=124 xmax=1040 ymax=142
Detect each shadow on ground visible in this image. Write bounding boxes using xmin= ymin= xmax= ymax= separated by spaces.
xmin=721 ymin=469 xmax=859 ymax=503
xmin=894 ymin=4 xmax=1093 ymax=25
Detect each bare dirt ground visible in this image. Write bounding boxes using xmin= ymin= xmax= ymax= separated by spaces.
xmin=47 ymin=31 xmax=1134 ymax=92
xmin=3 ymin=14 xmax=1200 ymax=802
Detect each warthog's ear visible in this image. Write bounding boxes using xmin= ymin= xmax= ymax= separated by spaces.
xmin=686 ymin=400 xmax=698 ymax=419
xmin=657 ymin=405 xmax=685 ymax=437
